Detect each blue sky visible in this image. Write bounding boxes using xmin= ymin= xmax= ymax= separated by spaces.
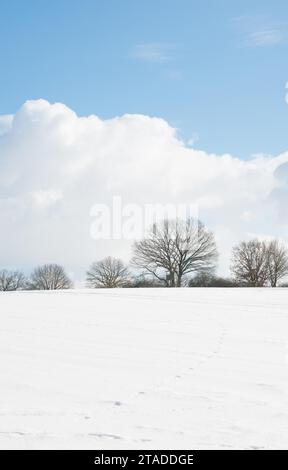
xmin=0 ymin=0 xmax=288 ymax=158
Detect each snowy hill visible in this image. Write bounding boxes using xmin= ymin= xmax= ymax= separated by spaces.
xmin=1 ymin=288 xmax=288 ymax=449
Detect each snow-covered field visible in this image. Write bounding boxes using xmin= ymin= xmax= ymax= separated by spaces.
xmin=1 ymin=288 xmax=288 ymax=450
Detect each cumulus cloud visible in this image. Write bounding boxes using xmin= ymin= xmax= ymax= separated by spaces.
xmin=0 ymin=99 xmax=287 ymax=280
xmin=0 ymin=115 xmax=13 ymax=136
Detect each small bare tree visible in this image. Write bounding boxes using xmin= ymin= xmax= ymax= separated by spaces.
xmin=132 ymin=218 xmax=218 ymax=287
xmin=0 ymin=270 xmax=27 ymax=291
xmin=231 ymin=239 xmax=269 ymax=287
xmin=29 ymin=264 xmax=72 ymax=290
xmin=86 ymin=257 xmax=130 ymax=288
xmin=266 ymin=240 xmax=288 ymax=287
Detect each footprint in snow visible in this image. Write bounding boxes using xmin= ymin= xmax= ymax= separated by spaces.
xmin=114 ymin=401 xmax=122 ymax=406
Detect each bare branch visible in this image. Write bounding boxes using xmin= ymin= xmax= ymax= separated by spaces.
xmin=132 ymin=218 xmax=218 ymax=287
xmin=29 ymin=264 xmax=72 ymax=290
xmin=0 ymin=270 xmax=27 ymax=291
xmin=266 ymin=240 xmax=288 ymax=287
xmin=230 ymin=239 xmax=269 ymax=287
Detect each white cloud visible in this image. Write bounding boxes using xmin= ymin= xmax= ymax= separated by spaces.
xmin=247 ymin=29 xmax=284 ymax=47
xmin=0 ymin=99 xmax=288 ymax=279
xmin=131 ymin=43 xmax=175 ymax=62
xmin=30 ymin=189 xmax=63 ymax=209
xmin=232 ymin=16 xmax=287 ymax=47
xmin=0 ymin=114 xmax=13 ymax=136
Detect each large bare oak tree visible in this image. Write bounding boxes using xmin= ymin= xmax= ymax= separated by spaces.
xmin=132 ymin=218 xmax=218 ymax=287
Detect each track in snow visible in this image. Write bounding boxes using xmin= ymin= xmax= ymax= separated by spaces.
xmin=0 ymin=288 xmax=288 ymax=449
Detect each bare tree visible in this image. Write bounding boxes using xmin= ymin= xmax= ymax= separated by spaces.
xmin=266 ymin=240 xmax=288 ymax=287
xmin=86 ymin=257 xmax=130 ymax=288
xmin=29 ymin=264 xmax=72 ymax=290
xmin=0 ymin=270 xmax=27 ymax=291
xmin=132 ymin=218 xmax=218 ymax=287
xmin=231 ymin=239 xmax=270 ymax=287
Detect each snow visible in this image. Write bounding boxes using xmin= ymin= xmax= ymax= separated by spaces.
xmin=0 ymin=288 xmax=288 ymax=449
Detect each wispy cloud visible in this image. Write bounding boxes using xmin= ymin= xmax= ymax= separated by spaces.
xmin=231 ymin=16 xmax=287 ymax=47
xmin=131 ymin=43 xmax=175 ymax=63
xmin=247 ymin=29 xmax=284 ymax=47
